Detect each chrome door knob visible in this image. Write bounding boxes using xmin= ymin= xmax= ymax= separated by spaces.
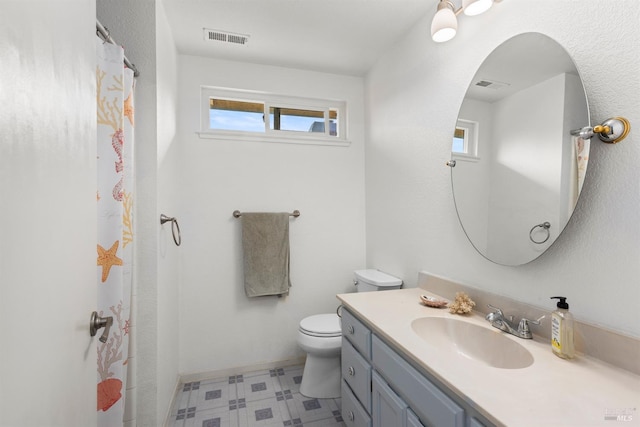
xmin=348 ymin=366 xmax=355 ymax=376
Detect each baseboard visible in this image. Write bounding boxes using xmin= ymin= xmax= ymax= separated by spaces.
xmin=179 ymin=356 xmax=307 ymax=384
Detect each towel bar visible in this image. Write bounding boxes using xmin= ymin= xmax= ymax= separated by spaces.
xmin=233 ymin=210 xmax=300 ymax=218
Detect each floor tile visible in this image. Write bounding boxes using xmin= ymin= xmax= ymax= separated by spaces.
xmin=302 ymin=414 xmax=346 ymax=426
xmin=285 ymin=393 xmax=341 ymax=425
xmin=170 ymin=364 xmax=345 ymax=427
xmin=171 ymin=384 xmax=192 ymax=416
xmin=190 ymin=378 xmax=237 ymax=411
xmin=276 ymin=366 xmax=304 ymax=395
xmin=237 ymin=371 xmax=283 ymax=403
xmin=183 ymin=405 xmax=238 ymax=427
xmin=237 ymin=396 xmax=292 ymax=427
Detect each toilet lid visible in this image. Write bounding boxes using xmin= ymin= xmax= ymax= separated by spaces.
xmin=299 ymin=314 xmax=341 ymax=337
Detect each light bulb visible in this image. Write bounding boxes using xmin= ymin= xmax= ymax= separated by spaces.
xmin=463 ymin=0 xmax=492 ymax=16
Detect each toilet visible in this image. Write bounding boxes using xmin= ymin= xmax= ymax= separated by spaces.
xmin=297 ymin=269 xmax=402 ymax=398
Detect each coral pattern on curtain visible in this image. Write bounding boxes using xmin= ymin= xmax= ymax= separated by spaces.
xmin=96 ymin=37 xmax=135 ymax=426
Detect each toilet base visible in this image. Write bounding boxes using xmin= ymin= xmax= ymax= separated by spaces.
xmin=299 ymin=353 xmax=341 ymax=399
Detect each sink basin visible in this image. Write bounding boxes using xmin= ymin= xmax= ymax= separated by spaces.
xmin=411 ymin=317 xmax=534 ymax=369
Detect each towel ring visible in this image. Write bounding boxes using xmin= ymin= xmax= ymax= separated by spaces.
xmin=529 ymin=222 xmax=551 ymax=244
xmin=160 ymin=214 xmax=181 ymax=246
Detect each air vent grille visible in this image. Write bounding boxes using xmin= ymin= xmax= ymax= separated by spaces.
xmin=204 ymin=28 xmax=249 ymax=45
xmin=474 ymin=79 xmax=510 ymax=90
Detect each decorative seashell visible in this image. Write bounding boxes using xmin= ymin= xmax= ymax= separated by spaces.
xmin=419 ymin=295 xmax=448 ymax=308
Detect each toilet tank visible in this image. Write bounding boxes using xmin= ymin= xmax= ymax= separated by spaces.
xmin=354 ymin=269 xmax=402 ymax=292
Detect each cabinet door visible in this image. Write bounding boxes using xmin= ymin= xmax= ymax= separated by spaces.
xmin=469 ymin=417 xmax=488 ymax=427
xmin=407 ymin=409 xmax=426 ymax=427
xmin=372 ymin=336 xmax=465 ymax=427
xmin=372 ymin=371 xmax=408 ymax=427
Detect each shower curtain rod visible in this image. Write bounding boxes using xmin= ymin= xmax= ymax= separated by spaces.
xmin=96 ymin=20 xmax=140 ymax=77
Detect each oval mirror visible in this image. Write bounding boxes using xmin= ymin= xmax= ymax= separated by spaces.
xmin=451 ymin=33 xmax=590 ymax=266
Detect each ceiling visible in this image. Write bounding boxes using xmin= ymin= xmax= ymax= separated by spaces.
xmin=464 ymin=32 xmax=579 ymax=103
xmin=162 ymin=0 xmax=434 ymax=76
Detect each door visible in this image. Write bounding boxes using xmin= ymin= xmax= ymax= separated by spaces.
xmin=0 ymin=1 xmax=98 ymax=426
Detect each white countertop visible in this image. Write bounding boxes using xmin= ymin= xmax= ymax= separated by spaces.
xmin=337 ymin=288 xmax=640 ymax=427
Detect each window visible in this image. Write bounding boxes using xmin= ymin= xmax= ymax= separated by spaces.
xmin=209 ymin=99 xmax=264 ymax=132
xmin=452 ymin=119 xmax=479 ymax=160
xmin=200 ymin=87 xmax=347 ymax=145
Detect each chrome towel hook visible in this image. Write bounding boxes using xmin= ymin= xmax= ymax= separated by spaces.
xmin=160 ymin=214 xmax=181 ymax=246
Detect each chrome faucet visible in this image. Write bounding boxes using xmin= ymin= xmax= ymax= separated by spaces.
xmin=485 ymin=304 xmax=543 ymax=339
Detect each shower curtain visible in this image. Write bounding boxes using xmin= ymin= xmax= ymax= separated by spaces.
xmin=96 ymin=37 xmax=135 ymax=426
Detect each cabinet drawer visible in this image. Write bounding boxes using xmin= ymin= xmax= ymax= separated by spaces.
xmin=342 ymin=309 xmax=372 ymax=359
xmin=342 ymin=339 xmax=372 ymax=412
xmin=372 ymin=335 xmax=465 ymax=427
xmin=342 ymin=380 xmax=372 ymax=427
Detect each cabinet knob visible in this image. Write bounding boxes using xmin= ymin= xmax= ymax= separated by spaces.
xmin=348 ymin=410 xmax=355 ymax=421
xmin=348 ymin=366 xmax=355 ymax=376
xmin=348 ymin=324 xmax=355 ymax=334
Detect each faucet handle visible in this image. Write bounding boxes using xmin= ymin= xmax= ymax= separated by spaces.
xmin=487 ymin=304 xmax=503 ymax=315
xmin=518 ymin=315 xmax=545 ymax=336
xmin=522 ymin=315 xmax=545 ymax=326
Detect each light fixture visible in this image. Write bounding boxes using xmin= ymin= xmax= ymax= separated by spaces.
xmin=431 ymin=1 xmax=457 ymax=43
xmin=431 ymin=0 xmax=494 ymax=43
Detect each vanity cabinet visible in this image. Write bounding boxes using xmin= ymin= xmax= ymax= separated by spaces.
xmin=342 ymin=308 xmax=492 ymax=427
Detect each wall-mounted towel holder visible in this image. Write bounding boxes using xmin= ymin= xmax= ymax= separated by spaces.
xmin=570 ymin=117 xmax=631 ymax=144
xmin=160 ymin=214 xmax=181 ymax=246
xmin=233 ymin=210 xmax=300 ymax=218
xmin=529 ymin=221 xmax=551 ymax=244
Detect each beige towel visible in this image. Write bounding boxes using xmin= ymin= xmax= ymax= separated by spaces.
xmin=241 ymin=212 xmax=291 ymax=297
xmin=574 ymin=135 xmax=589 ymax=194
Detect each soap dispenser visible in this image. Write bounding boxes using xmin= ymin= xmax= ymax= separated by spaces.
xmin=550 ymin=296 xmax=575 ymax=359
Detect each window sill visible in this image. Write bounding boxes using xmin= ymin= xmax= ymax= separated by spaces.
xmin=197 ymin=131 xmax=351 ymax=147
xmin=452 ymin=153 xmax=480 ymax=162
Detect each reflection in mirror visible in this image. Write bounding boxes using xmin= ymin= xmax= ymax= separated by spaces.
xmin=451 ymin=33 xmax=589 ymax=266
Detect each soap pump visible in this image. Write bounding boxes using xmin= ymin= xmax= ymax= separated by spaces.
xmin=550 ymin=296 xmax=575 ymax=359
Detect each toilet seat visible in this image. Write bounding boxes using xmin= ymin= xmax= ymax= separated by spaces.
xmin=299 ymin=314 xmax=341 ymax=337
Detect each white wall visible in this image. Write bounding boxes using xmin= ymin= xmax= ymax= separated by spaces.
xmin=365 ymin=0 xmax=640 ymax=337
xmin=176 ymin=55 xmax=367 ymax=374
xmin=156 ymin=0 xmax=180 ymax=424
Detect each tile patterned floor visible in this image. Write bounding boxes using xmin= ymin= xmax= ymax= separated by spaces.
xmin=170 ymin=365 xmax=345 ymax=427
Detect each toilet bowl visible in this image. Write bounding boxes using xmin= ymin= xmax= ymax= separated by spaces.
xmin=296 ymin=269 xmax=402 ymax=399
xmin=297 ymin=314 xmax=342 ymax=398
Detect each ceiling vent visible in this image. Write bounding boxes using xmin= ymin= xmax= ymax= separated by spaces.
xmin=474 ymin=79 xmax=510 ymax=90
xmin=203 ymin=28 xmax=249 ymax=45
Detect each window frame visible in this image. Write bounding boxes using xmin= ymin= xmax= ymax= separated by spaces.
xmin=199 ymin=87 xmax=348 ymax=146
xmin=452 ymin=118 xmax=480 ymax=161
